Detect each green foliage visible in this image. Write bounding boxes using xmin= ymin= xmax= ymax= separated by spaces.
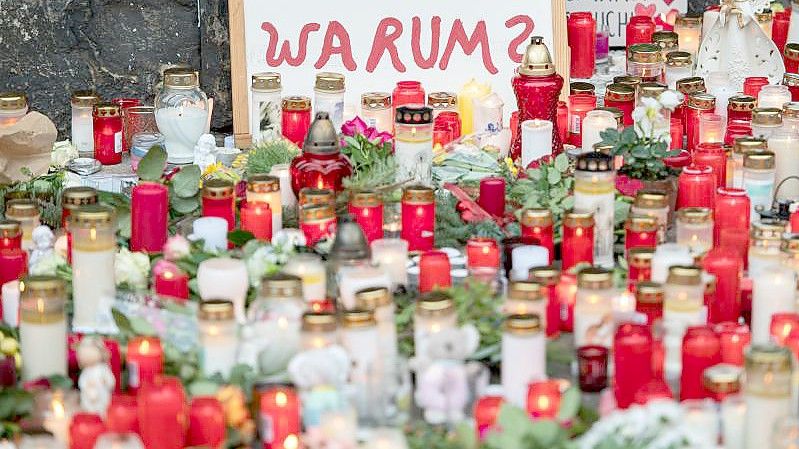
xmin=434 ymin=193 xmax=503 ymax=248
xmin=0 ymin=171 xmax=65 ymax=228
xmin=599 ymin=127 xmax=680 ymax=181
xmin=341 ymin=134 xmax=400 ymax=195
xmin=405 ymin=421 xmax=465 ymax=449
xmin=483 ymin=404 xmax=575 ymax=449
xmin=228 ymin=230 xmax=255 ymax=247
xmin=136 ymin=146 xmax=203 ymax=224
xmin=341 ymin=134 xmax=393 ymax=174
xmin=98 ymin=191 xmax=132 ymax=240
xmin=508 ymin=153 xmax=573 ymax=243
xmin=0 ymin=388 xmax=33 ymax=439
xmin=137 ymin=144 xmax=168 ymax=181
xmin=246 ymin=139 xmax=300 ymax=176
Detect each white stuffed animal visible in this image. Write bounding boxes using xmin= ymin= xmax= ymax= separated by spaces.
xmin=77 ymin=336 xmax=115 ymax=415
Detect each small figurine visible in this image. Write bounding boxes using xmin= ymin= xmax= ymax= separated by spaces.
xmin=76 ymin=336 xmax=115 ymax=415
xmin=29 ymin=225 xmax=55 ymax=269
xmin=288 ymin=346 xmax=351 ymax=427
xmin=193 ymin=133 xmax=217 ymax=172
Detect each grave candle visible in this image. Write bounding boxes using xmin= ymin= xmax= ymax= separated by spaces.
xmin=247 ymin=174 xmax=282 ymax=233
xmin=748 ymin=220 xmax=785 ymax=278
xmin=301 ymin=312 xmax=337 ymax=350
xmin=458 ymin=79 xmax=491 ymax=136
xmin=680 ymin=326 xmax=721 ymax=400
xmin=580 ymin=109 xmax=616 ymax=152
xmin=93 ymin=103 xmax=122 ymax=165
xmin=510 ymin=246 xmax=548 ymax=281
xmin=282 ymin=253 xmax=326 ymax=302
xmin=0 ymin=250 xmax=27 ymax=290
xmin=574 ymin=151 xmax=615 ymax=268
xmin=361 ymin=92 xmax=392 ymax=133
xmin=69 ymin=413 xmax=106 ymax=449
xmin=663 ymin=265 xmax=706 ymax=377
xmin=198 ymin=300 xmax=238 ymax=378
xmin=665 ymin=52 xmax=693 ymax=90
xmin=556 ymin=272 xmax=578 ymax=332
xmin=355 ymin=286 xmax=397 ymax=368
xmin=394 ymin=105 xmax=434 ymax=185
xmin=635 ymin=281 xmax=664 ymax=324
xmin=751 ymin=107 xmax=783 ymax=140
xmin=715 ymin=322 xmax=750 ymax=366
xmin=758 ymin=85 xmax=792 ymax=109
xmin=400 ymin=185 xmax=435 ymax=252
xmin=187 ymin=397 xmax=226 ymax=449
xmin=604 ymin=83 xmax=636 ymax=126
xmin=4 ymin=199 xmax=39 ymax=251
xmin=677 ymin=165 xmax=716 ymax=209
xmin=574 ymin=268 xmax=615 ymax=348
xmin=314 ymin=72 xmax=345 ymax=130
xmin=567 ymin=12 xmax=596 ymax=79
xmin=614 ymin=323 xmax=654 ymax=408
xmin=0 ymin=92 xmax=27 ymax=127
xmin=474 ymin=396 xmax=504 ymax=442
xmin=71 ymin=90 xmax=100 ymax=156
xmin=567 ymin=93 xmax=596 ymax=147
xmin=502 ymin=314 xmax=545 ymax=407
xmin=631 ymin=190 xmax=670 ymax=243
xmin=125 ymin=337 xmax=163 ymax=393
xmin=418 ymin=251 xmax=452 ymax=293
xmin=19 ymin=276 xmax=67 ymax=380
xmin=701 ymin=247 xmax=742 ymax=324
xmin=0 ymin=220 xmax=21 ymax=251
xmin=751 ymin=264 xmax=796 ymax=344
xmin=428 ymin=92 xmax=458 ymax=119
xmin=337 ymin=265 xmax=391 ymax=311
xmin=281 ymin=96 xmax=311 ymax=148
xmin=627 ymin=15 xmax=655 ymax=46
xmin=202 ymin=179 xmax=235 ymax=231
xmin=138 ymin=376 xmax=187 ymax=449
xmin=520 ymin=208 xmax=554 ymax=263
xmin=106 ymin=394 xmax=138 ymax=434
xmin=130 ymin=182 xmax=169 ymax=253
xmin=771 ymin=129 xmax=799 ymax=200
xmin=703 ymin=363 xmax=742 ymax=403
xmin=625 ymin=215 xmax=658 ymax=252
xmin=259 ymin=387 xmax=301 ymax=449
xmin=197 ymin=257 xmax=250 ymax=322
xmin=348 ymin=190 xmax=383 ymax=243
xmin=240 ymin=201 xmax=272 ymax=241
xmin=714 ymin=187 xmax=750 ymax=246
xmin=686 ymin=93 xmax=716 ymax=152
xmin=561 ymin=211 xmax=594 ymax=271
xmin=466 ymin=237 xmax=500 ymax=270
xmin=154 ymin=264 xmax=190 ymax=302
xmin=743 ymin=150 xmax=776 ymax=220
xmin=250 ymin=73 xmax=282 ymax=143
xmin=413 ymin=292 xmax=457 ymax=361
xmin=61 ymin=186 xmax=98 ymax=229
xmin=503 ymin=280 xmax=546 ymax=321
xmin=675 ymin=207 xmax=714 ymax=255
xmin=520 ymin=120 xmax=554 ymax=169
xmin=720 ymin=394 xmax=745 ymax=449
xmin=268 ymin=164 xmax=297 ymax=210
xmin=370 ymin=238 xmax=408 ymax=290
xmin=628 ymin=247 xmax=655 ymax=292
xmin=526 ymin=380 xmax=561 ymax=419
xmin=770 ymin=312 xmax=799 ymax=346
xmin=300 ymin=205 xmax=337 ymax=247
xmin=529 ymin=266 xmax=561 ymax=338
xmin=576 ymin=345 xmax=608 ymax=392
xmin=693 ymin=143 xmax=726 ymax=188
xmin=744 ymin=345 xmax=793 ymax=449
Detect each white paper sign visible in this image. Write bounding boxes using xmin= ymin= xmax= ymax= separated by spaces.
xmin=242 ymin=0 xmax=556 ymax=123
xmin=566 ymin=0 xmax=687 ymax=47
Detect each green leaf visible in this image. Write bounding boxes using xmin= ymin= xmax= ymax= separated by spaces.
xmin=454 ymin=421 xmax=478 ymax=449
xmin=171 ymin=165 xmax=202 ymax=198
xmin=554 ymin=153 xmax=569 ymax=172
xmin=112 ymin=308 xmax=134 ymax=336
xmin=171 ymin=196 xmax=200 ymax=214
xmin=496 ymin=404 xmax=534 ymax=437
xmin=137 ymin=145 xmax=168 ymax=181
xmin=528 ymin=420 xmax=566 ymax=446
xmin=129 ymin=316 xmax=157 ymax=336
xmin=556 ymin=387 xmax=581 ymax=421
xmin=547 ymin=169 xmax=561 ymax=184
xmin=228 ymin=230 xmax=255 ymax=247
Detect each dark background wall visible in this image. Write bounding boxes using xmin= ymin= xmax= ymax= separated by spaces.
xmin=0 ymin=0 xmax=713 ymax=138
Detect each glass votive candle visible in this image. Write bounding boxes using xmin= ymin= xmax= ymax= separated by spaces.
xmin=526 ymin=380 xmax=561 ymax=419
xmin=626 ymin=43 xmax=665 ymax=83
xmin=686 ymin=93 xmax=717 ymax=151
xmin=71 ymin=90 xmax=100 ymax=156
xmin=674 ymin=14 xmax=702 ymax=55
xmin=281 ymin=96 xmax=312 ymax=148
xmin=567 ymin=93 xmax=597 ymax=147
xmin=122 ymin=106 xmax=157 ymax=154
xmin=635 ymin=281 xmax=664 ymax=324
xmin=631 ymin=189 xmax=670 ymax=242
xmin=604 ymin=83 xmax=635 ymax=126
xmin=742 ymin=150 xmax=776 ymax=220
xmin=699 ymin=113 xmax=725 ymax=145
xmin=628 ymin=247 xmax=655 ymax=291
xmin=0 ymin=91 xmax=28 ymax=127
xmin=676 ymin=207 xmax=714 ymax=255
xmin=665 ymin=51 xmax=693 ymax=89
xmin=693 ymin=143 xmax=727 ymax=188
xmin=360 ymin=92 xmax=392 ymax=133
xmin=5 ymin=199 xmax=40 ymax=250
xmin=580 ymin=109 xmax=616 ymax=152
xmin=758 ymin=85 xmax=792 ymax=109
xmin=715 ymin=322 xmax=751 ymax=366
xmin=751 ymin=107 xmax=783 ymax=140
xmin=576 ymin=345 xmax=608 ymax=393
xmin=744 ymin=76 xmax=770 ymax=98
xmin=427 ymin=92 xmax=458 ymax=118
xmin=677 ymin=165 xmax=716 ymax=209
xmin=625 ymin=215 xmax=658 ymax=252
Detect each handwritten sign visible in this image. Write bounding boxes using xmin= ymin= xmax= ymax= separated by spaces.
xmin=566 ymin=0 xmax=686 ymax=47
xmin=228 ymin=0 xmax=567 ymax=144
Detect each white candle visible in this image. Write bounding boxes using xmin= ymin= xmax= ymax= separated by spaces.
xmin=414 ymin=292 xmax=457 ymax=362
xmin=41 ymin=391 xmax=77 ymax=447
xmin=155 ymin=106 xmax=208 ymax=164
xmin=574 ymin=268 xmax=616 ymax=348
xmin=367 ymin=428 xmax=408 ymax=449
xmin=250 ymin=72 xmax=282 ymax=143
xmin=749 ymin=224 xmax=784 ymax=279
xmin=355 ymin=287 xmax=397 ymax=370
xmin=721 ymin=395 xmax=746 ymax=449
xmin=699 ymin=112 xmax=725 ymax=144
xmin=198 ymin=300 xmax=239 ymax=378
xmin=361 ymin=92 xmax=393 ymax=133
xmin=504 ymin=280 xmax=547 ymax=320
xmin=197 ymin=257 xmax=249 ymax=323
xmin=663 ymin=265 xmax=707 ymax=378
xmin=574 ymin=153 xmax=616 ymax=268
xmin=706 ymin=72 xmax=735 ymax=117
xmin=190 ymin=217 xmax=228 ymax=252
xmin=744 ymin=345 xmax=793 ymax=449
xmin=282 ymin=253 xmax=326 ymax=302
xmin=580 ymin=110 xmax=616 ymax=153
xmin=246 ymin=174 xmax=283 ymax=233
xmin=268 ymin=163 xmax=297 ymax=210
xmin=675 ymin=208 xmax=714 ymax=255
xmin=340 ymin=309 xmax=380 ymax=384
xmin=319 ymin=407 xmax=358 ymax=448
xmin=510 ymin=245 xmax=548 ymax=281
xmin=394 ymin=126 xmax=433 ymax=185
xmin=458 ymin=79 xmax=491 ymax=136
xmin=521 ymin=120 xmax=553 ymax=169
xmin=675 ymin=15 xmax=701 ymax=56
xmin=337 ymin=265 xmax=391 ymax=310
xmin=752 ymin=264 xmax=796 ymax=344
xmin=501 ymin=314 xmax=545 ymax=407
xmin=651 ymin=243 xmax=693 ymax=283
xmin=769 ymin=130 xmax=799 ymax=200
xmin=301 ymin=312 xmax=338 ymax=350
xmin=1 ymin=280 xmax=19 ymax=327
xmin=19 ymin=276 xmax=67 ymax=381
xmin=681 ymin=399 xmax=720 ymax=446
xmin=314 ymin=72 xmax=346 ymax=131
xmin=758 ymin=85 xmax=792 ymax=109
xmin=71 ymin=94 xmax=95 ymax=156
xmin=371 ymin=238 xmax=409 ymax=289
xmin=473 ymin=92 xmax=504 ymax=134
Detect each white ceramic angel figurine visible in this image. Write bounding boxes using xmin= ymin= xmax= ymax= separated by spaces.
xmin=77 ymin=337 xmax=115 ymax=415
xmin=29 ymin=225 xmax=54 ymax=268
xmin=193 ymin=133 xmax=217 ymax=172
xmin=696 ymin=0 xmax=785 ymax=90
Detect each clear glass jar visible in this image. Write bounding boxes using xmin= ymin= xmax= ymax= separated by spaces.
xmin=361 ymin=92 xmax=392 ymax=133
xmin=0 ymin=91 xmax=28 ymax=127
xmin=743 ymin=150 xmax=776 ymax=220
xmin=675 ymin=207 xmax=713 ymax=255
xmin=758 ymin=85 xmax=791 ymax=109
xmin=130 ymin=132 xmax=164 ymax=172
xmin=744 ymin=345 xmax=793 ymax=449
xmin=4 ymin=199 xmax=40 ymax=250
xmin=414 ymin=291 xmax=457 ymax=361
xmin=198 ymin=300 xmax=238 ymax=378
xmin=301 ymin=312 xmax=338 ymax=350
xmin=782 ymin=102 xmax=799 ymax=134
xmin=626 ymin=44 xmax=665 ymax=83
xmin=314 ymin=72 xmax=345 ymax=131
xmin=154 ymin=69 xmax=209 ymax=164
xmin=749 ymin=220 xmax=786 ymax=278
xmin=674 ymin=14 xmax=702 ymax=55
xmin=699 ymin=113 xmax=725 ymax=144
xmin=751 ymin=107 xmax=783 ymax=140
xmin=394 ymin=106 xmax=433 ymax=185
xmin=71 ymin=90 xmax=100 ymax=156
xmin=574 ymin=152 xmax=615 ymax=267
xmin=427 ymin=92 xmax=457 ymax=119
xmin=19 ymin=275 xmax=67 ymax=381
xmin=247 ymin=273 xmax=304 ymax=355
xmin=632 ymin=189 xmax=670 ymax=243
xmin=665 ymin=52 xmax=693 ymax=89
xmin=574 ymin=268 xmax=615 ymax=348
xmin=250 ymin=72 xmax=282 ymax=143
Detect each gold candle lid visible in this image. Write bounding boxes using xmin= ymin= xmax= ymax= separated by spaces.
xmin=350 ymin=190 xmax=382 ymax=208
xmin=300 ymin=204 xmax=335 ymax=224
xmin=627 ymin=43 xmax=663 ymax=63
xmin=282 ymin=96 xmax=311 ymax=111
xmin=261 ymin=273 xmax=302 ymax=298
xmin=521 ymin=208 xmax=553 ymax=227
xmin=666 ymin=265 xmax=702 ymax=285
xmin=745 ymin=344 xmax=792 ymax=373
xmin=635 ymin=281 xmax=664 ymax=304
xmin=355 ymin=286 xmax=392 ymax=309
xmin=687 ymin=93 xmax=716 ymax=110
xmin=784 ymin=73 xmax=799 ymax=88
xmin=605 ymin=83 xmax=635 ymax=102
xmin=639 ymin=83 xmax=667 ymax=99
xmin=427 ymin=92 xmax=457 ymax=109
xmin=755 ymin=9 xmax=774 ymax=23
xmin=402 ymin=185 xmax=435 ymax=204
xmin=752 ymin=107 xmax=782 ymax=126
xmin=202 ymin=179 xmax=235 ymax=199
xmin=676 ymin=207 xmax=713 ymax=223
xmin=19 ymin=276 xmax=66 ymax=324
xmin=752 ymin=219 xmax=786 ymax=240
xmin=570 ymin=82 xmax=595 ymax=95
xmin=69 ymin=204 xmax=116 ymax=227
xmin=20 ymin=275 xmax=66 ymax=298
xmin=628 ymin=247 xmax=655 ymax=267
xmin=251 ymin=72 xmax=281 ymax=91
xmin=676 ymin=77 xmax=707 ymax=95
xmin=518 ymin=36 xmax=556 ymax=76
xmin=564 ymin=210 xmax=594 ymax=228
xmin=666 ymin=51 xmax=692 ymax=67
xmin=340 ymin=309 xmax=376 ymax=328
xmin=507 ymin=281 xmax=544 ymax=301
xmin=529 ymin=265 xmax=560 ymax=286
xmin=786 ymin=43 xmax=799 ymax=61
xmin=71 ymin=90 xmax=100 ymax=107
xmin=314 ymin=72 xmax=345 ymax=92
xmin=164 ymin=69 xmax=199 ymax=89
xmin=577 ymin=267 xmax=613 ymax=289
xmin=302 ymin=312 xmax=338 ymax=332
xmin=781 ymin=234 xmax=799 ymax=254
xmin=675 ymin=13 xmax=703 ymax=26
xmin=634 ymin=189 xmax=668 ymax=208
xmin=733 ymin=137 xmax=767 ymax=154
xmin=0 ymin=220 xmax=21 ymax=238
xmin=62 ymin=186 xmax=99 ymax=207
xmin=613 ymin=76 xmax=642 ymax=89
xmin=503 ymin=313 xmax=542 ymax=335
xmin=5 ymin=199 xmax=39 ymax=217
xmin=93 ymin=102 xmax=120 ymax=117
xmin=744 ymin=150 xmax=776 ymax=170
xmin=0 ymin=92 xmax=27 ymax=111
xmin=593 ymin=141 xmax=616 ymax=155
xmin=361 ymin=92 xmax=391 ymax=110
xmin=651 ymin=31 xmax=678 ymax=49
xmin=299 ymin=188 xmax=335 ymax=207
xmin=247 ymin=174 xmax=280 ymax=193
xmin=728 ymin=95 xmax=757 ymax=112
xmin=703 ymin=363 xmax=742 ymax=393
xmin=626 ymin=214 xmax=658 ymax=232
xmin=199 ymin=300 xmax=235 ymax=320
xmin=416 ymin=291 xmax=455 ymax=317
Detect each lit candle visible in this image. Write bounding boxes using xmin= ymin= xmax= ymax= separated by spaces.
xmin=348 ymin=190 xmax=384 ymax=243
xmin=0 ymin=220 xmax=21 ymax=251
xmin=300 ymin=311 xmax=338 ymax=350
xmin=401 ymin=185 xmax=435 ymax=252
xmin=573 ymin=267 xmax=615 ymax=348
xmin=269 ymin=163 xmax=297 ymax=210
xmin=155 ymin=75 xmax=208 ymax=163
xmin=580 ymin=110 xmax=616 ymax=153
xmin=71 ymin=91 xmax=99 ymax=156
xmin=663 ymin=265 xmax=707 ymax=378
xmin=258 ymin=386 xmax=300 ymax=449
xmin=19 ymin=276 xmax=67 ymax=380
xmin=394 ymin=105 xmax=434 ymax=185
xmin=680 ymin=326 xmax=721 ymax=400
xmin=247 ymin=174 xmax=282 ymax=233
xmin=4 ymin=199 xmax=39 ymax=250
xmin=701 ymin=247 xmax=742 ymax=324
xmin=299 ymin=205 xmax=337 ymax=247
xmin=720 ymin=394 xmax=745 ymax=449
xmin=138 ymin=376 xmax=187 ymax=449
xmin=474 ymin=396 xmax=504 ymax=442
xmin=502 ymin=314 xmax=545 ymax=407
xmin=198 ymin=300 xmax=238 ymax=378
xmin=69 ymin=413 xmax=106 ymax=449
xmin=187 ymin=397 xmax=226 ymax=449
xmin=41 ymin=390 xmax=78 ymax=446
xmin=744 ymin=345 xmax=793 ymax=449
xmin=340 ymin=309 xmax=380 ymax=418
xmin=625 ymin=215 xmax=658 ymax=253
xmin=665 ymin=52 xmax=693 ymax=90
xmin=693 ymin=143 xmax=726 ymax=189
xmin=703 ymin=363 xmax=742 ymax=402
xmin=715 ymin=322 xmax=751 ymax=366
xmin=371 ymin=238 xmax=408 ymax=290
xmin=250 ymin=72 xmax=282 ymax=143
xmin=748 ymin=220 xmax=785 ymax=278
xmin=130 ymin=182 xmax=169 ymax=253
xmin=604 ymin=84 xmax=636 ymax=126
xmin=202 ymin=179 xmax=236 ymax=231
xmin=742 ymin=150 xmax=776 ymax=220
xmin=0 ymin=250 xmax=27 ymax=298
xmin=337 ymin=265 xmax=391 ymax=310
xmin=752 ymin=264 xmax=795 ymax=344
xmin=458 ymin=79 xmax=491 ymax=135
xmin=686 ymin=93 xmax=716 ymax=152
xmin=631 ymin=189 xmax=670 ymax=243
xmin=519 ymin=208 xmax=554 ymax=262
xmin=698 ymin=113 xmax=725 ymax=144
xmin=714 ymin=188 xmax=750 ymax=247
xmin=528 ymin=266 xmax=561 ymax=338
xmin=1 ymin=280 xmax=19 ymax=327
xmin=282 ymin=253 xmax=326 ymax=302
xmin=561 ymin=211 xmax=594 ymax=271
xmin=318 ymin=408 xmax=357 ymax=449
xmin=153 ymin=263 xmax=189 ymax=302
xmin=613 ymin=323 xmax=653 ymax=408
xmin=769 ymin=130 xmax=799 ymax=200
xmin=0 ymin=92 xmax=28 ymax=127
xmin=466 ymin=237 xmax=500 ymax=271
xmin=249 ymin=273 xmax=304 ymax=353
xmin=520 ymin=120 xmax=554 ymax=169
xmin=770 ymin=312 xmax=799 ymax=346
xmin=526 ymin=380 xmax=561 ymax=419
xmin=413 ymin=292 xmax=457 ymax=362
xmin=731 ymin=137 xmax=768 ymax=189
xmin=556 ymin=272 xmax=578 ymax=332
xmin=196 ymin=257 xmax=249 ymax=323
xmin=576 ymin=344 xmax=608 ymax=393
xmin=634 ymin=281 xmax=663 ymax=325
xmin=240 ymin=201 xmax=273 ymax=241
xmin=503 ymin=280 xmax=546 ymax=321
xmin=428 ymin=92 xmax=458 ymax=119
xmin=628 ymin=248 xmax=655 ymax=292
xmin=417 ymin=250 xmax=452 ymax=293
xmin=677 ymin=165 xmax=716 ymax=209
xmin=125 ymin=337 xmax=163 ymax=393
xmin=361 ymin=92 xmax=392 ymax=133
xmin=281 ymin=96 xmax=311 ymax=148
xmin=675 ymin=207 xmax=714 ymax=255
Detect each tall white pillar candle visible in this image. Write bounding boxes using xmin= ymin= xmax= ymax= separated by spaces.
xmin=19 ymin=276 xmax=67 ymax=380
xmin=501 ymin=314 xmax=546 ymax=407
xmin=189 ymin=217 xmax=228 ymax=252
xmin=752 ymin=264 xmax=796 ymax=344
xmin=1 ymin=280 xmax=19 ymax=327
xmin=721 ymin=395 xmax=745 ymax=449
xmin=744 ymin=345 xmax=793 ymax=449
xmin=198 ymin=300 xmax=239 ymax=378
xmin=769 ymin=130 xmax=799 ymax=200
xmin=197 ymin=257 xmax=249 ymax=323
xmin=521 ymin=120 xmax=553 ymax=169
xmin=355 ymin=287 xmax=398 ymax=370
xmin=250 ymin=73 xmax=282 ymax=143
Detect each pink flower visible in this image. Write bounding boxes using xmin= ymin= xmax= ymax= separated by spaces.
xmin=152 ymin=259 xmax=180 ymax=276
xmin=341 ymin=116 xmax=369 ymax=137
xmin=163 ymin=235 xmax=191 ymax=261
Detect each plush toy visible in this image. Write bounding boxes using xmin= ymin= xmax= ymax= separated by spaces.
xmin=288 ymin=346 xmax=351 ymax=427
xmin=77 ymin=336 xmax=115 ymax=415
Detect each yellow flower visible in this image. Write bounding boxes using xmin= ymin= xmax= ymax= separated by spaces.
xmin=216 ymin=385 xmax=250 ymax=428
xmin=505 ymin=157 xmax=519 ymax=177
xmin=232 ymin=153 xmax=248 ymax=170
xmin=202 ymin=163 xmax=242 ymax=185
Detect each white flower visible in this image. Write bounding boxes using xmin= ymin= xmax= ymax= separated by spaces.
xmin=51 ymin=140 xmax=78 ymax=168
xmin=658 ymin=90 xmax=684 ymax=111
xmin=246 ymin=245 xmax=279 ymax=287
xmin=115 ymin=248 xmax=151 ymax=290
xmin=163 ymin=234 xmax=191 ymax=260
xmin=29 ymin=253 xmax=67 ymax=276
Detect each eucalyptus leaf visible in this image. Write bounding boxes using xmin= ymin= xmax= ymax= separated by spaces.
xmin=171 ymin=165 xmax=202 ymax=198
xmin=528 ymin=420 xmax=567 ymax=446
xmin=547 ymin=169 xmax=561 ymax=184
xmin=171 ymin=196 xmax=200 ymax=214
xmin=556 ymin=387 xmax=581 ymax=421
xmin=554 ymin=153 xmax=569 ymax=172
xmin=129 ymin=317 xmax=157 ymax=336
xmin=137 ymin=145 xmax=168 ymax=181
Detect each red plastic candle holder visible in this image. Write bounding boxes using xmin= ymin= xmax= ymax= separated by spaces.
xmin=701 ymin=247 xmax=742 ymax=324
xmin=0 ymin=249 xmax=27 ymax=287
xmin=348 ymin=191 xmax=384 ymax=243
xmin=258 ymin=386 xmax=301 ymax=449
xmin=300 ymin=205 xmax=337 ymax=247
xmin=0 ymin=222 xmax=21 ymax=251
xmin=188 ymin=397 xmax=226 ymax=449
xmin=154 ymin=265 xmax=190 ymax=302
xmin=577 ymin=345 xmax=608 ymax=393
xmin=567 ymin=12 xmax=597 ymax=79
xmin=743 ymin=77 xmax=770 ymax=98
xmin=474 ymin=396 xmax=504 ymax=441
xmin=466 ymin=237 xmax=500 ymax=269
xmin=526 ymin=380 xmax=561 ymax=419
xmin=614 ymin=323 xmax=654 ymax=408
xmin=714 ymin=321 xmax=750 ymax=366
xmin=677 ymin=165 xmax=716 ymax=209
xmin=604 ymin=84 xmax=635 ymax=127
xmin=670 ymin=117 xmax=684 ymax=150
xmin=392 ymin=81 xmax=425 ymax=110
xmin=130 ymin=182 xmax=169 ymax=253
xmin=680 ymin=326 xmax=721 ymax=400
xmin=625 ymin=216 xmax=658 ymax=252
xmin=201 ymin=180 xmax=236 ymax=231
xmin=419 ymin=250 xmax=452 ymax=293
xmin=774 ymin=11 xmax=790 ymax=53
xmin=561 ymin=211 xmax=594 ymax=271
xmin=240 ymin=201 xmax=273 ymax=241
xmin=126 ymin=336 xmax=163 ymax=393
xmin=106 ymin=394 xmax=138 ymax=434
xmin=626 ymin=15 xmax=655 ymax=47
xmin=693 ymin=143 xmax=727 ymax=189
xmin=281 ymin=96 xmax=311 ymax=148
xmin=69 ymin=413 xmax=106 ymax=449
xmin=401 ymin=186 xmax=435 ymax=252
xmin=520 ymin=209 xmax=555 ymax=263
xmin=138 ymin=376 xmax=187 ymax=449
xmin=771 ymin=313 xmax=799 ymax=346
xmin=635 ymin=281 xmax=663 ymax=324
xmin=93 ymin=103 xmax=123 ymax=165
xmin=567 ymin=93 xmax=597 ymax=147
xmin=714 ymin=188 xmax=750 ymax=246
xmin=530 ymin=266 xmax=562 ymax=338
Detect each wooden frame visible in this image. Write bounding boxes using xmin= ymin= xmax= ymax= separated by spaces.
xmin=227 ymin=0 xmax=569 ymax=148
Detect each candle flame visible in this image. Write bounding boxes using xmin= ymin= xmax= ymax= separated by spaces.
xmin=36 ymin=299 xmax=44 ymax=314
xmin=90 ymin=227 xmax=97 ymax=241
xmin=431 ymin=323 xmax=441 ymax=333
xmin=283 ymin=434 xmax=299 ymax=449
xmin=275 ymin=391 xmax=288 ymax=407
xmin=164 ymin=270 xmax=174 ymax=280
xmin=533 ymin=227 xmax=540 ymax=233
xmin=317 ymin=178 xmax=324 ymax=189
xmin=278 ymin=317 xmax=289 ymax=329
xmin=52 ymin=400 xmax=65 ymax=418
xmin=140 ymin=339 xmax=150 ymax=354
xmin=537 ymin=396 xmax=550 ymax=410
xmin=416 ymin=206 xmax=424 ymax=217
xmin=576 ymin=228 xmax=584 ymax=237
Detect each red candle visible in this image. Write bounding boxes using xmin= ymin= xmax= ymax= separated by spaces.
xmin=419 ymin=251 xmax=452 ymax=293
xmin=104 ymin=338 xmax=122 ymax=392
xmin=714 ymin=187 xmax=750 ymax=246
xmin=774 ymin=11 xmax=790 ymax=53
xmin=743 ymin=76 xmax=770 ymax=98
xmin=126 ymin=337 xmax=163 ymax=393
xmin=625 ymin=215 xmax=658 ymax=252
xmin=567 ymin=12 xmax=597 ymax=79
xmin=725 ymin=121 xmax=753 ymax=146
xmin=771 ymin=312 xmax=799 ymax=346
xmin=785 ymin=333 xmax=799 ymax=360
xmin=529 ymin=266 xmax=561 ymax=338
xmin=187 ymin=397 xmax=226 ymax=449
xmin=0 ymin=249 xmax=27 ymax=287
xmin=526 ymin=380 xmax=561 ymax=419
xmin=670 ymin=117 xmax=683 ymax=150
xmin=635 ymin=281 xmax=663 ymax=325
xmin=0 ymin=356 xmax=15 ymax=387
xmin=701 ymin=247 xmax=742 ymax=324
xmin=202 ymin=179 xmax=236 ymax=231
xmin=520 ymin=209 xmax=555 ymax=263
xmin=792 ymin=207 xmax=799 ymax=233
xmin=557 ymin=100 xmax=569 ymax=144
xmin=401 ymin=186 xmax=435 ymax=252
xmin=786 ymin=44 xmax=799 ymax=73
xmin=433 ymin=124 xmax=453 ymax=147
xmin=556 ymin=272 xmax=578 ymax=332
xmin=107 ymin=394 xmax=139 ymax=434
xmin=299 ymin=205 xmax=337 ymax=247
xmin=69 ymin=413 xmax=106 ymax=449
xmin=577 ymin=345 xmax=608 ymax=393
xmin=561 ymin=211 xmax=594 ymax=271
xmin=693 ymin=143 xmax=727 ymax=189
xmin=676 ymin=165 xmax=715 ymax=209
xmin=259 ymin=386 xmax=301 ymax=449
xmin=478 ymin=177 xmax=506 ymax=217
xmin=466 ymin=237 xmax=500 ymax=269
xmin=93 ymin=103 xmax=123 ymax=165
xmin=138 ymin=376 xmax=187 ymax=449
xmin=289 ymin=147 xmax=353 ymax=194
xmin=435 ymin=111 xmax=461 ymax=142
xmin=0 ymin=220 xmax=21 ymax=251
xmin=474 ymin=395 xmax=504 ymax=441
xmin=567 ymin=93 xmax=597 ymax=147
xmin=240 ymin=201 xmax=273 ymax=241
xmin=686 ymin=94 xmax=716 ymax=152
xmin=112 ymin=98 xmax=141 ymax=153
xmin=786 ymin=73 xmax=799 ymax=101
xmin=714 ymin=322 xmax=750 ymax=366
xmin=393 ymin=81 xmax=425 ymax=110
xmin=680 ymin=326 xmax=721 ymax=400
xmin=604 ymin=84 xmax=635 ymax=126
xmin=740 ymin=277 xmax=753 ymax=326
xmin=348 ymin=190 xmax=384 ymax=243
xmin=627 ymin=247 xmax=654 ymax=292
xmin=153 ymin=264 xmax=190 ymax=302
xmin=614 ymin=323 xmax=654 ymax=408
xmin=281 ymin=96 xmax=311 ymax=148
xmin=626 ymin=15 xmax=655 ymax=46
xmin=130 ymin=182 xmax=169 ymax=253
xmin=633 ymin=378 xmax=674 ymax=405
xmin=727 ymin=95 xmax=756 ymax=124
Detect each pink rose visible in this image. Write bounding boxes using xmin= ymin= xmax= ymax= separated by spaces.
xmin=163 ymin=235 xmax=191 ymax=261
